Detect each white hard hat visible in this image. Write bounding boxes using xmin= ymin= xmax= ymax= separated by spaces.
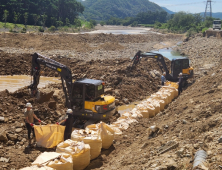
xmin=179 ymin=73 xmax=182 ymax=76
xmin=163 ymin=72 xmax=166 ymax=75
xmin=66 ymin=109 xmax=73 ymax=114
xmin=26 ymin=103 xmax=32 ymax=108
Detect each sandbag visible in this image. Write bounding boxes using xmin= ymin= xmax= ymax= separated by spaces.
xmin=153 ymin=99 xmax=165 ymax=111
xmin=117 ymin=116 xmax=138 ymax=124
xmin=34 ymin=124 xmax=65 ymax=148
xmin=161 ymin=86 xmax=178 ymax=98
xmin=32 ymin=152 xmax=73 ymax=170
xmin=86 ymin=122 xmax=114 ymax=149
xmin=136 ymin=104 xmax=149 ymax=118
xmin=155 ymin=92 xmax=170 ymax=104
xmin=71 ymin=129 xmax=102 ymax=160
xmin=126 ymin=108 xmax=143 ymax=118
xmin=109 ymin=124 xmax=122 ymax=135
xmin=56 ymin=139 xmax=90 ymax=170
xmin=20 ymin=166 xmax=54 ymax=170
xmin=146 ymin=104 xmax=155 ymax=118
xmin=111 ymin=121 xmax=129 ymax=130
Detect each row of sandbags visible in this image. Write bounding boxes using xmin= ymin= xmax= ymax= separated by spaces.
xmin=21 ymin=84 xmax=178 ymax=170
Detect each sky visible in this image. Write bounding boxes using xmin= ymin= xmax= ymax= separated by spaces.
xmin=150 ymin=0 xmax=222 ymax=13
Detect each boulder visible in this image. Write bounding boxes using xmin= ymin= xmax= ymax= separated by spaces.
xmin=15 ymin=128 xmax=23 ymax=133
xmin=7 ymin=133 xmax=18 ymax=141
xmin=0 ymin=129 xmax=8 ymax=142
xmin=0 ymin=117 xmax=4 ymax=122
xmin=37 ymin=88 xmax=55 ymax=104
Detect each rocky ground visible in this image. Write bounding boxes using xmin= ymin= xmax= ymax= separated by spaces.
xmin=0 ymin=28 xmax=222 ymax=170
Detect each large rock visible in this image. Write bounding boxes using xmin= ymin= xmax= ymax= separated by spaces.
xmin=37 ymin=88 xmax=55 ymax=103
xmin=0 ymin=129 xmax=8 ymax=142
xmin=0 ymin=117 xmax=4 ymax=122
xmin=7 ymin=133 xmax=18 ymax=141
xmin=15 ymin=128 xmax=23 ymax=133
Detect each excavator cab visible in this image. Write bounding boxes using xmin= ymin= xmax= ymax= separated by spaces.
xmin=171 ymin=58 xmax=193 ymax=80
xmin=71 ymin=78 xmax=116 ymax=121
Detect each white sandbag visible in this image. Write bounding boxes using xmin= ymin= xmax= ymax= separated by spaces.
xmin=146 ymin=104 xmax=155 ymax=118
xmin=86 ymin=122 xmax=115 ymax=149
xmin=155 ymin=92 xmax=170 ymax=104
xmin=56 ymin=139 xmax=90 ymax=170
xmin=111 ymin=120 xmax=129 ymax=130
xmin=117 ymin=116 xmax=138 ymax=124
xmin=20 ymin=166 xmax=54 ymax=170
xmin=71 ymin=129 xmax=102 ymax=160
xmin=109 ymin=124 xmax=122 ymax=135
xmin=161 ymin=86 xmax=178 ymax=98
xmin=136 ymin=104 xmax=149 ymax=118
xmin=32 ymin=152 xmax=73 ymax=170
xmin=130 ymin=108 xmax=143 ymax=118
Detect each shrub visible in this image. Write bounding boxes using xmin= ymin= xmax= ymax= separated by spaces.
xmin=100 ymin=21 xmax=105 ymax=26
xmin=48 ymin=26 xmax=56 ymax=32
xmin=38 ymin=26 xmax=44 ymax=32
xmin=21 ymin=27 xmax=26 ymax=33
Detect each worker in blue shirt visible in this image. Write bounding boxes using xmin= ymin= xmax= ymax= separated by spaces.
xmin=161 ymin=72 xmax=166 ymax=86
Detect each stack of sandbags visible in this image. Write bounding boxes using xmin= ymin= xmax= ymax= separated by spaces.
xmin=71 ymin=129 xmax=102 ymax=160
xmin=117 ymin=115 xmax=138 ymax=124
xmin=110 ymin=120 xmax=129 ymax=131
xmin=31 ymin=152 xmax=73 ymax=170
xmin=151 ymin=93 xmax=170 ymax=105
xmin=56 ymin=139 xmax=90 ymax=170
xmin=128 ymin=108 xmax=143 ymax=118
xmin=143 ymin=99 xmax=160 ymax=116
xmin=160 ymin=86 xmax=178 ymax=98
xmin=165 ymin=81 xmax=179 ymax=89
xmin=136 ymin=103 xmax=156 ymax=118
xmin=86 ymin=122 xmax=115 ymax=149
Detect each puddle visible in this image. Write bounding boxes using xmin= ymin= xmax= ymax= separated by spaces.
xmin=117 ymin=101 xmax=140 ymax=115
xmin=151 ymin=48 xmax=188 ymax=61
xmin=0 ymin=75 xmax=61 ymax=93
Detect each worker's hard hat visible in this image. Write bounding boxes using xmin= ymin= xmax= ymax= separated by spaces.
xmin=179 ymin=73 xmax=182 ymax=76
xmin=25 ymin=103 xmax=32 ymax=108
xmin=163 ymin=72 xmax=166 ymax=75
xmin=66 ymin=109 xmax=73 ymax=114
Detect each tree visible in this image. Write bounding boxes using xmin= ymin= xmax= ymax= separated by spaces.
xmin=100 ymin=21 xmax=105 ymax=26
xmin=24 ymin=12 xmax=29 ymax=27
xmin=42 ymin=14 xmax=47 ymax=28
xmin=74 ymin=18 xmax=81 ymax=28
xmin=33 ymin=14 xmax=40 ymax=26
xmin=2 ymin=10 xmax=9 ymax=27
xmin=65 ymin=18 xmax=70 ymax=26
xmin=14 ymin=12 xmax=21 ymax=27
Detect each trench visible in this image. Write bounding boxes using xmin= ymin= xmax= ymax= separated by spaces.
xmin=117 ymin=47 xmax=187 ymax=114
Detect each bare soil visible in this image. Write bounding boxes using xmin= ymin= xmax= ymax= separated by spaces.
xmin=1 ymin=29 xmax=222 ymax=170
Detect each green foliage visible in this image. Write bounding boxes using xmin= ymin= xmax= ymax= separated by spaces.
xmin=74 ymin=18 xmax=81 ymax=28
xmin=90 ymin=20 xmax=97 ymax=26
xmin=3 ymin=10 xmax=9 ymax=27
xmin=100 ymin=21 xmax=105 ymax=26
xmin=0 ymin=0 xmax=84 ymax=27
xmin=65 ymin=18 xmax=70 ymax=26
xmin=24 ymin=12 xmax=28 ymax=26
xmin=56 ymin=21 xmax=63 ymax=28
xmin=105 ymin=11 xmax=168 ymax=26
xmin=79 ymin=0 xmax=164 ymax=21
xmin=20 ymin=27 xmax=26 ymax=33
xmin=38 ymin=26 xmax=44 ymax=32
xmin=48 ymin=26 xmax=56 ymax=32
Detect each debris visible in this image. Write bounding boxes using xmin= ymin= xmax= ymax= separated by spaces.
xmin=158 ymin=141 xmax=179 ymax=154
xmin=0 ymin=157 xmax=10 ymax=163
xmin=0 ymin=116 xmax=4 ymax=122
xmin=218 ymin=136 xmax=222 ymax=143
xmin=0 ymin=128 xmax=8 ymax=141
xmin=193 ymin=150 xmax=208 ymax=170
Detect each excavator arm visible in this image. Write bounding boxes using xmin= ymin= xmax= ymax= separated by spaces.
xmin=29 ymin=53 xmax=73 ymax=108
xmin=131 ymin=50 xmax=172 ymax=80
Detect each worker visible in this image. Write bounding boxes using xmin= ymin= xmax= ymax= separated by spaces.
xmin=178 ymin=73 xmax=183 ymax=95
xmin=24 ymin=103 xmax=41 ymax=146
xmin=57 ymin=109 xmax=74 ymax=141
xmin=161 ymin=72 xmax=166 ymax=86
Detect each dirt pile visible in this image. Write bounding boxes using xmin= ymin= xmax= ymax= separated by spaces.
xmin=85 ymin=59 xmax=222 ymax=170
xmin=0 ymin=51 xmax=170 ymax=105
xmin=175 ymin=35 xmax=222 ymax=76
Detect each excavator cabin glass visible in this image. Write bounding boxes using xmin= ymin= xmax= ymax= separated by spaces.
xmin=171 ymin=58 xmax=190 ymax=79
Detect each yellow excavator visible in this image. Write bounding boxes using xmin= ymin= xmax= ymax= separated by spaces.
xmin=131 ymin=50 xmax=194 ymax=85
xmin=28 ymin=53 xmax=116 ymax=128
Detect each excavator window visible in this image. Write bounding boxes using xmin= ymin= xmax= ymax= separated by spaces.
xmin=85 ymin=84 xmax=95 ymax=101
xmin=182 ymin=59 xmax=189 ymax=69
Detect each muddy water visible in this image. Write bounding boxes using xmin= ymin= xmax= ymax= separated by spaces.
xmin=0 ymin=75 xmax=60 ymax=92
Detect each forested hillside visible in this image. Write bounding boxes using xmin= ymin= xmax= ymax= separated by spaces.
xmin=0 ymin=0 xmax=84 ymax=26
xmin=77 ymin=0 xmax=164 ymax=21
